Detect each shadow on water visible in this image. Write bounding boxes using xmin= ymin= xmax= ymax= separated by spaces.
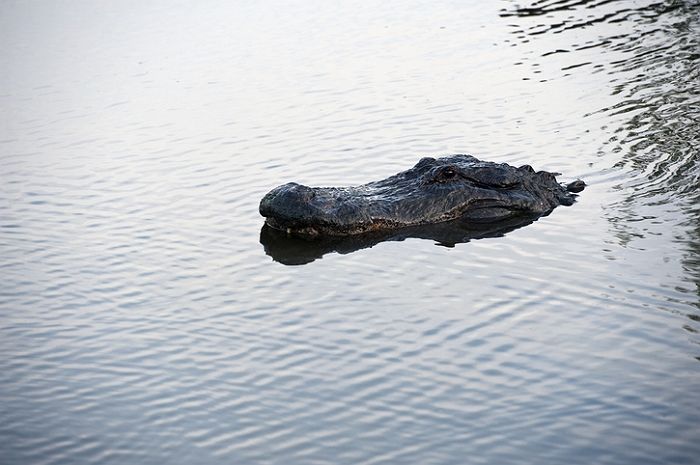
xmin=260 ymin=214 xmax=541 ymax=265
xmin=501 ymin=0 xmax=700 ymax=325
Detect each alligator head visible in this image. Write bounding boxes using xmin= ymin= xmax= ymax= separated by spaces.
xmin=259 ymin=154 xmax=584 ymax=237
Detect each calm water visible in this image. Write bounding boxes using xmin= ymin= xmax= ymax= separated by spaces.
xmin=1 ymin=1 xmax=699 ymax=464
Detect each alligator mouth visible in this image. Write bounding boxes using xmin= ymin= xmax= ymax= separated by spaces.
xmin=264 ymin=215 xmax=405 ymax=237
xmin=448 ymin=201 xmax=526 ymax=222
xmin=264 ymin=197 xmax=529 ymax=237
xmin=264 ymin=216 xmax=326 ymax=237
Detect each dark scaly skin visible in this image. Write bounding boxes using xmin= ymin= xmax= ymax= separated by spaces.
xmin=259 ymin=154 xmax=584 ymax=237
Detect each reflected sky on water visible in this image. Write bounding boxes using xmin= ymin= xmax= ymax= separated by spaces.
xmin=1 ymin=1 xmax=699 ymax=464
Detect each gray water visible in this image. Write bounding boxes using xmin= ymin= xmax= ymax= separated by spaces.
xmin=1 ymin=1 xmax=699 ymax=464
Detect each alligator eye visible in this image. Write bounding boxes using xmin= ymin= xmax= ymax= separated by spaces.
xmin=426 ymin=166 xmax=461 ymax=184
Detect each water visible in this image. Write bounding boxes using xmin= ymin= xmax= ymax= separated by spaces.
xmin=1 ymin=1 xmax=699 ymax=464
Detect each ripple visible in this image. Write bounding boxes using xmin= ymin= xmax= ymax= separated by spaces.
xmin=2 ymin=0 xmax=700 ymax=464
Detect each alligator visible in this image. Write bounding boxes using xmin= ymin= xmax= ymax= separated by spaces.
xmin=259 ymin=154 xmax=585 ymax=238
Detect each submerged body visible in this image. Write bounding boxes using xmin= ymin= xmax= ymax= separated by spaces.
xmin=259 ymin=154 xmax=584 ymax=237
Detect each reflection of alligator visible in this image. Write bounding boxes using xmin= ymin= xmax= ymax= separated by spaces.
xmin=260 ymin=214 xmax=543 ymax=265
xmin=259 ymin=154 xmax=584 ymax=238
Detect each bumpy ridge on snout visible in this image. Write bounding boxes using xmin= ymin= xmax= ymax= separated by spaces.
xmin=259 ymin=154 xmax=583 ymax=237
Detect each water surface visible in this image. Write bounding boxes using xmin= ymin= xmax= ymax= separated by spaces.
xmin=1 ymin=1 xmax=699 ymax=464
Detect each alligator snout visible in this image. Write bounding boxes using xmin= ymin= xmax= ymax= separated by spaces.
xmin=259 ymin=183 xmax=318 ymax=223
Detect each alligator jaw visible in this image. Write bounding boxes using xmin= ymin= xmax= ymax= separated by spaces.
xmin=265 ymin=200 xmax=521 ymax=237
xmin=265 ymin=216 xmax=405 ymax=238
